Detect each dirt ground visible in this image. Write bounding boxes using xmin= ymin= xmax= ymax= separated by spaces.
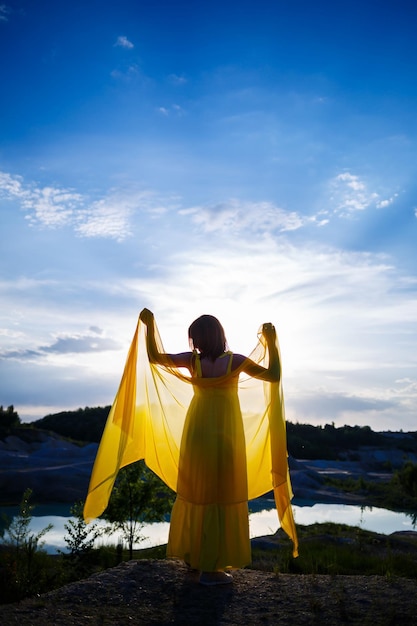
xmin=1 ymin=559 xmax=417 ymax=625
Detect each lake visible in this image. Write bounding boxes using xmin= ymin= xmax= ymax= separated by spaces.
xmin=1 ymin=498 xmax=415 ymax=554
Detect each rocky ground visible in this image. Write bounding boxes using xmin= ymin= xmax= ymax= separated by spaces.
xmin=1 ymin=559 xmax=416 ymax=625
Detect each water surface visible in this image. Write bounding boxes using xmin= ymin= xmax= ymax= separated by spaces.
xmin=1 ymin=498 xmax=415 ymax=554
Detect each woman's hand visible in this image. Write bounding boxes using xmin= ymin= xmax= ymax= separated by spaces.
xmin=139 ymin=308 xmax=154 ymax=325
xmin=262 ymin=322 xmax=276 ymax=339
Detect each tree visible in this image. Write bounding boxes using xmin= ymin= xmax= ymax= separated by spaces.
xmin=397 ymin=461 xmax=417 ymax=498
xmin=61 ymin=501 xmax=105 ymax=580
xmin=0 ymin=488 xmax=53 ymax=601
xmin=64 ymin=501 xmax=104 ymax=556
xmin=102 ymin=461 xmax=175 ymax=559
xmin=31 ymin=406 xmax=110 ymax=442
xmin=0 ymin=404 xmax=21 ymax=438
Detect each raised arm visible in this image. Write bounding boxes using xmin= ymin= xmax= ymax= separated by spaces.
xmin=234 ymin=323 xmax=281 ymax=382
xmin=139 ymin=308 xmax=192 ymax=369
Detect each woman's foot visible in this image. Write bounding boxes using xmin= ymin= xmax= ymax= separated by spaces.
xmin=199 ymin=571 xmax=233 ymax=586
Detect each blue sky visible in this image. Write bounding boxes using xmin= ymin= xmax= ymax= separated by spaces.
xmin=1 ymin=0 xmax=416 ymax=430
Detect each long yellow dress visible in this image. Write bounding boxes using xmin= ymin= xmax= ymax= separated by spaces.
xmin=83 ymin=314 xmax=298 ymax=564
xmin=167 ymin=352 xmax=251 ymax=570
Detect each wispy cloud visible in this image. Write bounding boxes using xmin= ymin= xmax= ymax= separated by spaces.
xmin=0 ymin=328 xmax=24 ymax=339
xmin=327 ymin=172 xmax=396 ymax=218
xmin=114 ymin=35 xmax=134 ymax=49
xmin=0 ymin=327 xmax=120 ymax=361
xmin=157 ymin=103 xmax=185 ymax=116
xmin=180 ymin=200 xmax=307 ymax=234
xmin=1 ymin=171 xmax=83 ymax=229
xmin=376 ymin=195 xmax=397 ymax=209
xmin=24 ymin=187 xmax=83 ymax=228
xmin=329 ymin=172 xmax=378 ymax=216
xmin=0 ymin=4 xmax=10 ymax=22
xmin=291 ymin=390 xmax=396 ymax=418
xmin=41 ymin=328 xmax=120 ymax=354
xmin=74 ymin=195 xmax=133 ymax=241
xmin=0 ymin=171 xmax=27 ymax=197
xmin=110 ymin=64 xmax=141 ymax=81
xmin=0 ymin=171 xmax=160 ymax=241
xmin=0 ymin=349 xmax=41 ymax=360
xmin=168 ymin=73 xmax=187 ymax=85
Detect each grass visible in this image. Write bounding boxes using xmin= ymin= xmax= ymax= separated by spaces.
xmin=249 ymin=522 xmax=417 ymax=578
xmin=53 ymin=519 xmax=417 ymax=580
xmin=1 ymin=521 xmax=417 ymax=605
xmin=324 ymin=474 xmax=417 ymax=521
xmin=120 ymin=521 xmax=417 ymax=579
xmin=126 ymin=521 xmax=417 ymax=579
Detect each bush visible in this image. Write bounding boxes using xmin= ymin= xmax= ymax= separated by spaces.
xmin=0 ymin=405 xmax=21 ymax=439
xmin=396 ymin=462 xmax=417 ymax=499
xmin=0 ymin=489 xmax=54 ymax=603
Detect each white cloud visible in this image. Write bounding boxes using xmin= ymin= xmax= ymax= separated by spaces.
xmin=0 ymin=328 xmax=24 ymax=339
xmin=1 ymin=171 xmax=83 ymax=229
xmin=168 ymin=73 xmax=187 ymax=85
xmin=0 ymin=170 xmax=167 ymax=241
xmin=125 ymin=236 xmax=408 ymax=351
xmin=40 ymin=329 xmax=120 ymax=355
xmin=157 ymin=104 xmax=185 ymax=116
xmin=291 ymin=390 xmax=395 ymax=418
xmin=23 ymin=186 xmax=83 ymax=228
xmin=114 ymin=35 xmax=134 ymax=49
xmin=180 ymin=199 xmax=306 ymax=234
xmin=110 ymin=64 xmax=140 ymax=81
xmin=329 ymin=173 xmax=398 ymax=217
xmin=0 ymin=4 xmax=9 ymax=22
xmin=337 ymin=172 xmax=366 ymax=192
xmin=0 ymin=171 xmax=26 ymax=196
xmin=329 ymin=172 xmax=379 ymax=216
xmin=75 ymin=189 xmax=176 ymax=240
xmin=0 ymin=327 xmax=120 ymax=360
xmin=74 ymin=196 xmax=133 ymax=241
xmin=376 ymin=195 xmax=397 ymax=209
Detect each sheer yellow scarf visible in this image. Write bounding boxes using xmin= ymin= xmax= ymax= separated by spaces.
xmin=83 ymin=315 xmax=298 ymax=557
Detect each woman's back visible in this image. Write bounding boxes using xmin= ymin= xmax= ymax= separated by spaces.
xmin=194 ymin=352 xmax=233 ymax=378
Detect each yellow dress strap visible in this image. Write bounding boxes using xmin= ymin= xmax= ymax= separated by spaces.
xmin=226 ymin=351 xmax=233 ymax=374
xmin=194 ymin=352 xmax=202 ymax=377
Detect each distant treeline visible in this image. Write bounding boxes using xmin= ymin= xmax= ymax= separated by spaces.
xmin=32 ymin=407 xmax=417 ymax=459
xmin=287 ymin=422 xmax=417 ymax=459
xmin=2 ymin=405 xmax=417 ymax=460
xmin=31 ymin=406 xmax=111 ymax=444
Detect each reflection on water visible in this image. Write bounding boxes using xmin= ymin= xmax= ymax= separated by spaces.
xmin=250 ymin=499 xmax=417 ymax=539
xmin=1 ymin=498 xmax=415 ymax=555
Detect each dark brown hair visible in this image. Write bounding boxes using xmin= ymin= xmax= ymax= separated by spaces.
xmin=188 ymin=315 xmax=227 ymax=361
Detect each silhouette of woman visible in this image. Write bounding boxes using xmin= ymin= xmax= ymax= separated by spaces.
xmin=84 ymin=309 xmax=298 ymax=586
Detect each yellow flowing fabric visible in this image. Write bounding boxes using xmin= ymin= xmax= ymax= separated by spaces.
xmin=84 ymin=314 xmax=299 ymax=565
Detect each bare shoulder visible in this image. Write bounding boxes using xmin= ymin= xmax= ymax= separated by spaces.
xmin=232 ymin=353 xmax=249 ymax=368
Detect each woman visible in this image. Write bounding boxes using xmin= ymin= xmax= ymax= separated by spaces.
xmin=139 ymin=308 xmax=284 ymax=586
xmin=84 ymin=309 xmax=298 ymax=585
